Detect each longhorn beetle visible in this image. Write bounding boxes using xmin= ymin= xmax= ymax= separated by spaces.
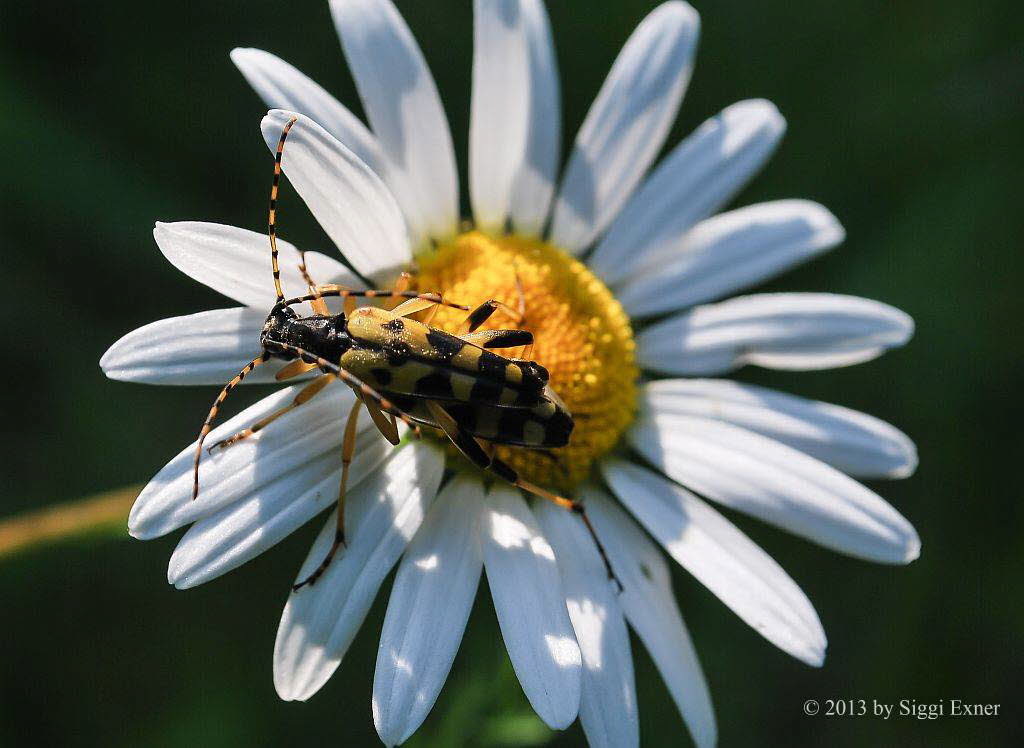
xmin=192 ymin=117 xmax=618 ymax=591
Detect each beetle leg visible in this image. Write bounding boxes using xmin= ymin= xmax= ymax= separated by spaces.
xmin=511 ymin=265 xmax=534 ymax=358
xmin=293 ymin=396 xmax=362 ymax=591
xmin=426 ymin=401 xmax=494 ymax=466
xmin=514 ymin=266 xmax=527 ymax=318
xmin=296 ymin=251 xmax=318 ymax=291
xmin=386 ymin=283 xmax=447 ymax=323
xmin=275 ymin=359 xmax=319 ymax=381
xmin=269 ymin=342 xmax=421 ymax=438
xmin=390 ymin=271 xmax=412 ymax=299
xmin=291 ymin=248 xmax=331 ymax=315
xmin=208 ymin=373 xmax=333 ymax=453
xmin=460 ymin=299 xmax=525 ymax=334
xmin=519 ymin=337 xmax=534 ymax=362
xmin=361 ymin=394 xmax=401 ymax=445
xmin=390 ymin=295 xmax=441 ymax=318
xmin=424 ymin=401 xmax=620 ymax=589
xmin=513 ymin=476 xmax=621 ymax=592
xmin=307 ymin=280 xmax=330 ymax=315
xmin=422 ymin=292 xmax=445 ymax=326
xmin=344 ymin=287 xmax=357 ymax=317
xmin=459 ymin=329 xmax=534 ymax=349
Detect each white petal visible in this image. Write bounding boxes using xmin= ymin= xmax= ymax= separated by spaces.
xmin=233 ymin=46 xmax=428 ymax=251
xmin=470 ymin=0 xmax=533 ymax=233
xmin=508 ymin=0 xmax=560 ymax=236
xmin=614 ymin=200 xmax=844 ymax=316
xmin=373 ymin=476 xmax=485 ymax=746
xmin=629 ymin=413 xmax=921 ymax=563
xmin=550 ymin=2 xmax=699 ymax=253
xmin=590 ymin=99 xmax=787 ymax=285
xmin=261 ymin=110 xmax=411 ymax=283
xmin=128 ymin=382 xmax=356 ymax=540
xmin=481 ymin=485 xmax=581 ymax=729
xmin=470 ymin=0 xmax=559 ymax=235
xmin=101 ymin=307 xmax=300 ymax=385
xmin=642 ymin=379 xmax=917 ymax=478
xmin=330 ymin=0 xmax=458 ymax=245
xmin=637 ymin=293 xmax=915 ymax=375
xmin=583 ymin=487 xmax=716 ymax=748
xmin=168 ymin=418 xmax=394 ymax=588
xmin=153 ymin=221 xmax=360 ymax=309
xmin=230 ymin=48 xmax=387 ymax=176
xmin=535 ymin=501 xmax=638 ymax=748
xmin=274 ymin=441 xmax=445 ymax=702
xmin=602 ymin=459 xmax=826 ymax=666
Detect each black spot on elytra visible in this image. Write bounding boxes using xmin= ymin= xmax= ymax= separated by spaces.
xmin=445 ymin=402 xmax=477 ymax=432
xmin=370 ymin=368 xmax=392 ymax=386
xmin=469 ymin=377 xmax=502 ymax=403
xmin=383 ymin=318 xmax=405 ymax=333
xmin=383 ymin=392 xmax=417 ymax=415
xmin=414 ymin=371 xmax=455 ymax=399
xmin=426 ymin=329 xmax=464 ymax=362
xmin=496 ymin=409 xmax=526 ymax=443
xmin=514 ymin=388 xmax=543 ymax=407
xmin=383 ymin=340 xmax=411 ymax=365
xmin=544 ymin=409 xmax=574 ymax=447
xmin=477 ymin=351 xmax=507 ymax=378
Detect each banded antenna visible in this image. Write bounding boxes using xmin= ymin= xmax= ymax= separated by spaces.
xmin=269 ymin=116 xmax=299 ymax=303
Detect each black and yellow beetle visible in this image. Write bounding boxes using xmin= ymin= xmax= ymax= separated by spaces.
xmin=191 ymin=117 xmax=615 ymax=591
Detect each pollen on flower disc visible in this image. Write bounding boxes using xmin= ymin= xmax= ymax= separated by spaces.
xmin=412 ymin=231 xmax=638 ymax=490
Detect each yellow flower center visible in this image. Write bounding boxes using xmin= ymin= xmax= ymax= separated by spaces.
xmin=412 ymin=231 xmax=638 ymax=490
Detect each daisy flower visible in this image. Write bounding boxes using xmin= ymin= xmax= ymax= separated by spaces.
xmin=101 ymin=1 xmax=920 ymax=745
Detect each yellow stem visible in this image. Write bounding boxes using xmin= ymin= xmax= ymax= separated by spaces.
xmin=0 ymin=484 xmax=141 ymax=558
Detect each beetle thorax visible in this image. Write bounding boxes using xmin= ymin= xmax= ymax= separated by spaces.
xmin=261 ymin=307 xmax=351 ymax=362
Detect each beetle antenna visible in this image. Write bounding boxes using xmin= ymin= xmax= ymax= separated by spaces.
xmin=269 ymin=116 xmax=299 ymax=303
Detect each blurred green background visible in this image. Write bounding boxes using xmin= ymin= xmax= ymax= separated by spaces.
xmin=1 ymin=0 xmax=1020 ymax=745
